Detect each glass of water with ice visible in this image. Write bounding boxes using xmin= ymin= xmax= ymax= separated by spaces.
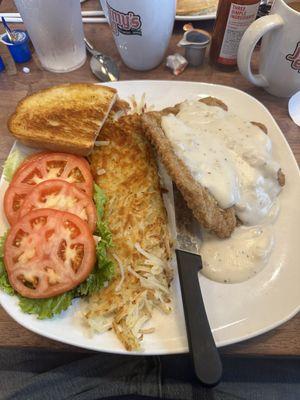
xmin=14 ymin=0 xmax=86 ymax=72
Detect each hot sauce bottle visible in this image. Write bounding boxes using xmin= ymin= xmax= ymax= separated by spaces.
xmin=210 ymin=0 xmax=260 ymax=70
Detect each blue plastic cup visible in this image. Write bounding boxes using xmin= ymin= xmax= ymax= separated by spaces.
xmin=0 ymin=56 xmax=5 ymax=71
xmin=2 ymin=30 xmax=31 ymax=63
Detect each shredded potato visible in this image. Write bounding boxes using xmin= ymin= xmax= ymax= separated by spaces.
xmin=128 ymin=93 xmax=155 ymax=115
xmin=80 ymin=113 xmax=172 ymax=351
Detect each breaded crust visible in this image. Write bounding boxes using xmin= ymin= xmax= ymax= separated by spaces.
xmin=142 ymin=96 xmax=285 ymax=238
xmin=142 ymin=97 xmax=237 ymax=239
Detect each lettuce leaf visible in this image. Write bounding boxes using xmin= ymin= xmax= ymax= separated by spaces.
xmin=0 ymin=260 xmax=14 ymax=296
xmin=76 ymin=240 xmax=114 ymax=297
xmin=77 ymin=184 xmax=115 ymax=296
xmin=19 ymin=291 xmax=74 ymax=319
xmin=0 ymin=184 xmax=114 ymax=319
xmin=93 ymin=183 xmax=106 ymax=224
xmin=0 ymin=232 xmax=14 ymax=295
xmin=2 ymin=149 xmax=24 ymax=182
xmin=0 ymin=232 xmax=6 ymax=257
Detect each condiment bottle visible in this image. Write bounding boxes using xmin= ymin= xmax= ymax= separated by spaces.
xmin=210 ymin=0 xmax=260 ymax=70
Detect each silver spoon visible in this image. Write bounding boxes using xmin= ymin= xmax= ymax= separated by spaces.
xmin=84 ymin=38 xmax=119 ymax=82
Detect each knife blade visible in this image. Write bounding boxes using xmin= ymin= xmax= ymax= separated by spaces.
xmin=173 ymin=184 xmax=222 ymax=386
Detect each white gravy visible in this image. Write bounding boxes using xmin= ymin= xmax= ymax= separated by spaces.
xmin=201 ymin=226 xmax=274 ymax=283
xmin=161 ymin=100 xmax=282 ymax=283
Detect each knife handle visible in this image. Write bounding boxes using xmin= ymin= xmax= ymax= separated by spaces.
xmin=176 ymin=249 xmax=222 ymax=386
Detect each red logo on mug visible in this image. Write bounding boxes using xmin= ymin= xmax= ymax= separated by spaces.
xmin=286 ymin=42 xmax=300 ymax=72
xmin=107 ymin=1 xmax=142 ymax=36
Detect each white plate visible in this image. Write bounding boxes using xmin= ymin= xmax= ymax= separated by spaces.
xmin=175 ymin=12 xmax=216 ymax=20
xmin=0 ymin=81 xmax=299 ymax=355
xmin=288 ymin=90 xmax=300 ymax=127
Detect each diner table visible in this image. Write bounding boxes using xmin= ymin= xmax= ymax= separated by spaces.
xmin=0 ymin=0 xmax=299 ymax=359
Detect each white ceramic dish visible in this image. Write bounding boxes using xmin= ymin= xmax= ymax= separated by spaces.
xmin=0 ymin=81 xmax=299 ymax=355
xmin=175 ymin=12 xmax=216 ymax=20
xmin=288 ymin=90 xmax=300 ymax=127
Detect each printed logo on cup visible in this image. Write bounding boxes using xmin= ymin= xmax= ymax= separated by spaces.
xmin=286 ymin=42 xmax=300 ymax=72
xmin=107 ymin=1 xmax=142 ymax=36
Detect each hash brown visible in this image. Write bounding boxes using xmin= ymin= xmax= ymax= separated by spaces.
xmin=81 ymin=113 xmax=172 ymax=351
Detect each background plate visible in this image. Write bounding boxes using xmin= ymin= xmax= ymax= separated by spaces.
xmin=0 ymin=81 xmax=299 ymax=355
xmin=175 ymin=12 xmax=216 ymax=20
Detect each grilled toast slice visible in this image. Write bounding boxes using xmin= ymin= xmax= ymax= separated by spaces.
xmin=8 ymin=83 xmax=117 ymax=156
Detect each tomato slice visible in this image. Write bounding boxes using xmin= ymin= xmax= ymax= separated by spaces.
xmin=14 ymin=152 xmax=50 ymax=174
xmin=4 ymin=209 xmax=96 ymax=299
xmin=4 ymin=152 xmax=93 ymax=225
xmin=16 ymin=152 xmax=91 ymax=176
xmin=19 ymin=180 xmax=97 ymax=232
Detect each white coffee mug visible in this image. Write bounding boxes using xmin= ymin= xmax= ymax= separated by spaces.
xmin=237 ymin=0 xmax=300 ymax=97
xmin=100 ymin=0 xmax=176 ymax=71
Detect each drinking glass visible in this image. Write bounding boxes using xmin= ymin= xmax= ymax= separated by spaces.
xmin=14 ymin=0 xmax=86 ymax=73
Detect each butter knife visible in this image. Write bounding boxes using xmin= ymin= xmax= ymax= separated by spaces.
xmin=173 ymin=185 xmax=222 ymax=386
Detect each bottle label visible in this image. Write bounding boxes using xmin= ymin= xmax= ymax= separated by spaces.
xmin=218 ymin=2 xmax=259 ymax=65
